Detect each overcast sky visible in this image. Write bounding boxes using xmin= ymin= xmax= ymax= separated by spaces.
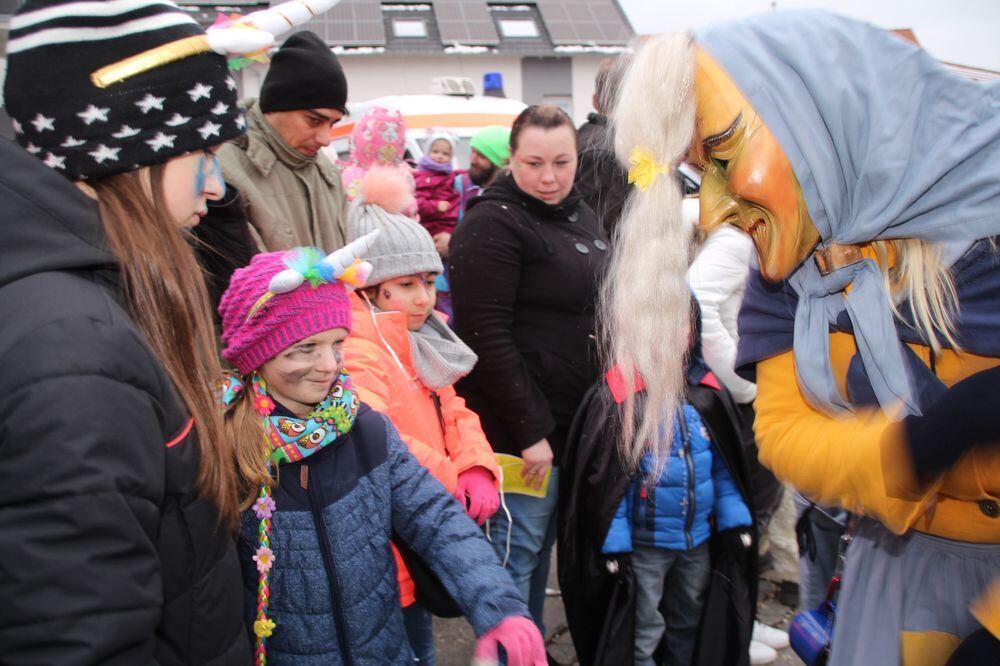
xmin=617 ymin=0 xmax=1000 ymax=70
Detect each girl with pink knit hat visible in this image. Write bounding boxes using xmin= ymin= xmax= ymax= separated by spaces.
xmin=217 ymin=238 xmax=545 ymax=666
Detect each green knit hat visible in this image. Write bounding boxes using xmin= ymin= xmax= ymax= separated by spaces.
xmin=469 ymin=125 xmax=511 ymax=168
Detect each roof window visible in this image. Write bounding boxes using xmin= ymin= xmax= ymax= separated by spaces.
xmin=498 ymin=18 xmax=539 ymax=38
xmin=392 ymin=18 xmax=427 ymax=38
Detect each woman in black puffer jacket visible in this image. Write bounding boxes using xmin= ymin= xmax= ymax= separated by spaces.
xmin=0 ymin=2 xmax=254 ymax=662
xmin=449 ymin=104 xmax=610 ymax=632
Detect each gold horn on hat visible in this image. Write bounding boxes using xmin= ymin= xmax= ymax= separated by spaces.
xmin=91 ymin=0 xmax=341 ymax=88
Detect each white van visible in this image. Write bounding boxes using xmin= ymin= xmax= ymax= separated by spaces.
xmin=326 ymin=93 xmax=526 ymax=168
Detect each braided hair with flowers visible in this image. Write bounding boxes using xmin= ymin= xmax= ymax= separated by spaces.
xmin=219 ymin=230 xmax=379 ymax=665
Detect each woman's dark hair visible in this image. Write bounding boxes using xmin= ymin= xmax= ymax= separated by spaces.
xmin=93 ymin=167 xmax=239 ymax=525
xmin=509 ymin=104 xmax=577 ymax=154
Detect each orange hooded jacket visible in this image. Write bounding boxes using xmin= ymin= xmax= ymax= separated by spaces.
xmin=343 ymin=292 xmax=499 ymax=606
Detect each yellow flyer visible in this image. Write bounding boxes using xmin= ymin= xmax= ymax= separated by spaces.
xmin=495 ymin=453 xmax=551 ymax=498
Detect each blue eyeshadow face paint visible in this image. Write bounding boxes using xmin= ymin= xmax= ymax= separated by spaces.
xmin=194 ymin=153 xmax=226 ymax=200
xmin=194 ymin=154 xmax=206 ymax=197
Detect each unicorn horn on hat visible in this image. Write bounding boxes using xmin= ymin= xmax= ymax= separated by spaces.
xmin=248 ymin=230 xmax=381 ymax=322
xmin=92 ymin=0 xmax=342 ymax=88
xmin=265 ymin=230 xmax=381 ymax=296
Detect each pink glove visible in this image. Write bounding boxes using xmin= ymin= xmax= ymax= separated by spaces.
xmin=453 ymin=466 xmax=500 ymax=525
xmin=472 ymin=616 xmax=546 ymax=666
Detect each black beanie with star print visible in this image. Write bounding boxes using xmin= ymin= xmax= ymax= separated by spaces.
xmin=3 ymin=0 xmax=245 ymax=181
xmin=259 ymin=31 xmax=348 ymax=114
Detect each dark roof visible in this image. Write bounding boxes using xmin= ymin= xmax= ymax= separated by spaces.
xmin=281 ymin=0 xmax=634 ymax=54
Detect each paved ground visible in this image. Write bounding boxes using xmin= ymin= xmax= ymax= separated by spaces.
xmin=434 ymin=551 xmax=803 ymax=665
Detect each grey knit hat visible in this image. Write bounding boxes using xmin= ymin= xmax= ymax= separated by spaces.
xmin=346 ymin=197 xmax=442 ymax=285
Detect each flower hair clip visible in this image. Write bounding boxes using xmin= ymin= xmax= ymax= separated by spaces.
xmin=245 ymin=229 xmax=381 ymax=321
xmin=627 ymin=146 xmax=673 ymax=192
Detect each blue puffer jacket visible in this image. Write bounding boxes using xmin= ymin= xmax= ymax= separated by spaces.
xmin=238 ymin=406 xmax=526 ymax=665
xmin=602 ymin=403 xmax=751 ymax=553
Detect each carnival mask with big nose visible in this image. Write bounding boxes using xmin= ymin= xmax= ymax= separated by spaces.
xmin=693 ymin=48 xmax=820 ymax=283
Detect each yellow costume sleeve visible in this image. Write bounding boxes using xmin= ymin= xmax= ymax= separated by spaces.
xmin=754 ymin=349 xmax=935 ymax=534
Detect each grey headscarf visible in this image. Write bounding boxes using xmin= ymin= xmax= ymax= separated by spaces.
xmin=698 ymin=10 xmax=1000 ymax=416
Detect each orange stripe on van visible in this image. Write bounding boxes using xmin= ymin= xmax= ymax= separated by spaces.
xmin=165 ymin=417 xmax=194 ymax=448
xmin=330 ymin=112 xmax=519 ymax=139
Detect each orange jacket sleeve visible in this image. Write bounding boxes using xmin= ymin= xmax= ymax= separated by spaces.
xmin=436 ymin=385 xmax=500 ymax=485
xmin=754 ymin=349 xmax=935 ymax=534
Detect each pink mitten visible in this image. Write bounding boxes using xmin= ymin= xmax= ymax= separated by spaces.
xmin=472 ymin=616 xmax=546 ymax=666
xmin=453 ymin=466 xmax=499 ymax=525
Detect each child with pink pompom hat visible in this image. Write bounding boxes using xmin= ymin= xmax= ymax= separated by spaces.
xmin=342 ymin=166 xmax=505 ymax=663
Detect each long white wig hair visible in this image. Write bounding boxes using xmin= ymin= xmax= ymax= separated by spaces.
xmin=601 ymin=34 xmax=696 ymax=475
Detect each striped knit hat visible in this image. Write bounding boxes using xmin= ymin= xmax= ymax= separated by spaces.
xmin=4 ymin=0 xmax=244 ymax=180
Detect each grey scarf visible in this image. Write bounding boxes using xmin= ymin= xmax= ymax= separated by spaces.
xmin=408 ymin=313 xmax=478 ymax=390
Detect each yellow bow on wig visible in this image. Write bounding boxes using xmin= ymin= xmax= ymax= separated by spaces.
xmin=627 ymin=147 xmax=671 ymax=192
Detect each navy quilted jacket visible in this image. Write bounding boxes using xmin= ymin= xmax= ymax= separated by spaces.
xmin=602 ymin=404 xmax=752 ymax=553
xmin=238 ymin=406 xmax=526 ymax=665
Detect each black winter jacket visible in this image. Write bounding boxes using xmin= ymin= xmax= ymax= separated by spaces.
xmin=0 ymin=139 xmax=251 ymax=664
xmin=448 ymin=171 xmax=610 ymax=460
xmin=558 ymin=376 xmax=757 ymax=666
xmin=574 ymin=113 xmax=630 ymax=238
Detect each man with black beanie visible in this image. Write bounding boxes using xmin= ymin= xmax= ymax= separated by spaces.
xmin=220 ymin=30 xmax=350 ymax=252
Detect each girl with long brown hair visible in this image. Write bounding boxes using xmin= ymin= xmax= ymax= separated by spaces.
xmin=0 ymin=0 xmax=253 ymax=661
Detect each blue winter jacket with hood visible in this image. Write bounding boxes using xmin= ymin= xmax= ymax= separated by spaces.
xmin=601 ymin=298 xmax=752 ymax=553
xmin=601 ymin=404 xmax=751 ymax=553
xmin=238 ymin=404 xmax=526 ymax=665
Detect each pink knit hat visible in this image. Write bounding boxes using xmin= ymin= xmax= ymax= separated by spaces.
xmin=219 ymin=237 xmax=379 ymax=375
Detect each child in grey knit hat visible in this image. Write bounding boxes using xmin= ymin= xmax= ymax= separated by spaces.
xmin=342 ymin=166 xmax=503 ymax=664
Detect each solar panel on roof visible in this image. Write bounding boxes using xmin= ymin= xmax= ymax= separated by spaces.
xmin=275 ymin=0 xmax=387 ymax=46
xmin=433 ymin=0 xmax=499 ymax=45
xmin=535 ymin=0 xmax=631 ymax=45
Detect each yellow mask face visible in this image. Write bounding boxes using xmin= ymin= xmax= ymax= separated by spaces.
xmin=692 ymin=47 xmax=820 ymax=282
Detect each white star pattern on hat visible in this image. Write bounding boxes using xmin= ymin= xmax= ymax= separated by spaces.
xmin=26 ymin=142 xmax=41 ymax=154
xmin=43 ymin=152 xmax=66 ymax=170
xmin=235 ymin=115 xmax=247 ymax=130
xmin=78 ymin=104 xmax=111 ymax=125
xmin=165 ymin=113 xmax=191 ymax=127
xmin=61 ymin=136 xmax=86 ymax=148
xmin=135 ymin=94 xmax=166 ymax=114
xmin=226 ymin=77 xmax=237 ymax=90
xmin=146 ymin=132 xmax=177 ymax=152
xmin=11 ymin=118 xmax=23 ymax=134
xmin=112 ymin=125 xmax=141 ymax=139
xmin=31 ymin=113 xmax=55 ymax=132
xmin=197 ymin=120 xmax=222 ymax=140
xmin=211 ymin=101 xmax=229 ymax=116
xmin=89 ymin=144 xmax=121 ymax=164
xmin=188 ymin=83 xmax=213 ymax=102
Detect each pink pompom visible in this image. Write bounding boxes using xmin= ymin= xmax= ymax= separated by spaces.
xmin=359 ymin=166 xmax=415 ymax=216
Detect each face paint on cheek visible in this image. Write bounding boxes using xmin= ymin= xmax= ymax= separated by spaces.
xmin=382 ymin=288 xmax=392 ymax=300
xmin=278 ymin=364 xmax=312 ymax=384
